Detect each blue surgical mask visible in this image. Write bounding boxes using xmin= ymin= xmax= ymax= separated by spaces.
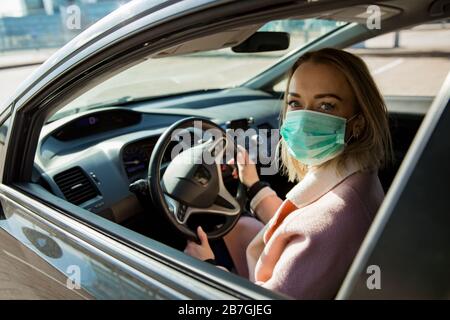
xmin=280 ymin=110 xmax=359 ymax=166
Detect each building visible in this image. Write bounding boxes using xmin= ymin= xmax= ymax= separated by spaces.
xmin=0 ymin=0 xmax=131 ymax=51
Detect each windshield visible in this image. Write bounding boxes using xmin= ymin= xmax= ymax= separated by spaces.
xmin=48 ymin=19 xmax=345 ymax=123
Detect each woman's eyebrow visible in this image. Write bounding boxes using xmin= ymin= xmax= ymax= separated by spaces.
xmin=287 ymin=92 xmax=342 ymax=101
xmin=288 ymin=92 xmax=301 ymax=98
xmin=314 ymin=93 xmax=343 ymax=101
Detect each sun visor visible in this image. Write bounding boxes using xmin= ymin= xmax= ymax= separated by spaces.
xmin=151 ymin=24 xmax=263 ymax=58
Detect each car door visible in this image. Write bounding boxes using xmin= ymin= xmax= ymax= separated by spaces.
xmin=0 ymin=106 xmax=211 ymax=299
xmin=0 ymin=107 xmax=89 ymax=299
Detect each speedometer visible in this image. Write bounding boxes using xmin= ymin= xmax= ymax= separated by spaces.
xmin=123 ymin=134 xmax=193 ymax=179
xmin=123 ymin=144 xmax=152 ymax=177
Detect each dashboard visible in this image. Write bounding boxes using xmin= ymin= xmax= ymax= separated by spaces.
xmin=35 ymin=87 xmax=281 ymax=224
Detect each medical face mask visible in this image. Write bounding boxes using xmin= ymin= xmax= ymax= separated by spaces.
xmin=280 ymin=109 xmax=358 ymax=166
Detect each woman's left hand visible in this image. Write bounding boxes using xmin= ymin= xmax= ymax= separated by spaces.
xmin=184 ymin=226 xmax=215 ymax=261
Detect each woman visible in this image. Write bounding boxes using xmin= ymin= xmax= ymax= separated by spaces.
xmin=184 ymin=48 xmax=393 ymax=299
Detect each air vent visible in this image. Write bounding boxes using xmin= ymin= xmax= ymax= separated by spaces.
xmin=54 ymin=167 xmax=99 ymax=205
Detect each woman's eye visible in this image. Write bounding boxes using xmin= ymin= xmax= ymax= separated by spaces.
xmin=319 ymin=102 xmax=335 ymax=111
xmin=288 ymin=101 xmax=301 ymax=109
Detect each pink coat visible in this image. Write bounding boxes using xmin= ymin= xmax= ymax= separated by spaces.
xmin=246 ymin=162 xmax=384 ymax=299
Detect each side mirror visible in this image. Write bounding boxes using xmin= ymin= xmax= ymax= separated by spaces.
xmin=232 ymin=32 xmax=290 ymax=53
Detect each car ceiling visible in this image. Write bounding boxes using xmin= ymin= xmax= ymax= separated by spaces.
xmin=150 ymin=2 xmax=406 ymax=58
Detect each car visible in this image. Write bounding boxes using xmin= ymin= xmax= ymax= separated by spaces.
xmin=0 ymin=0 xmax=448 ymax=300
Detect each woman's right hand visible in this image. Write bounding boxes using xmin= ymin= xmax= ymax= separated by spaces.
xmin=228 ymin=145 xmax=259 ymax=188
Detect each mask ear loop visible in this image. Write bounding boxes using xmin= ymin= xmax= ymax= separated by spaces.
xmin=347 ymin=112 xmax=361 ymax=123
xmin=345 ymin=112 xmax=361 ymax=145
xmin=345 ymin=134 xmax=355 ymax=146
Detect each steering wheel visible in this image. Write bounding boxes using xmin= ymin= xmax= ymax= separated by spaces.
xmin=148 ymin=117 xmax=246 ymax=242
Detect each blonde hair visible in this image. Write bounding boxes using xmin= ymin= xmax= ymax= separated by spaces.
xmin=280 ymin=48 xmax=393 ymax=182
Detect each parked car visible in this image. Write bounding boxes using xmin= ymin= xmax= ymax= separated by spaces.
xmin=0 ymin=0 xmax=448 ymax=299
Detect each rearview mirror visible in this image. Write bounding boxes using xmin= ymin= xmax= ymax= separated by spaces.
xmin=232 ymin=32 xmax=290 ymax=53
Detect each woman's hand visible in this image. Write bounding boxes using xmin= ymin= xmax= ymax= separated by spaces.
xmin=228 ymin=145 xmax=259 ymax=188
xmin=184 ymin=226 xmax=215 ymax=261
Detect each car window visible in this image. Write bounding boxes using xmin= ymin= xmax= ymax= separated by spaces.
xmin=47 ymin=18 xmax=344 ymax=123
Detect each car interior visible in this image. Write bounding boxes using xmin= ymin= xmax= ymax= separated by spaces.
xmin=25 ymin=2 xmax=444 ymax=279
